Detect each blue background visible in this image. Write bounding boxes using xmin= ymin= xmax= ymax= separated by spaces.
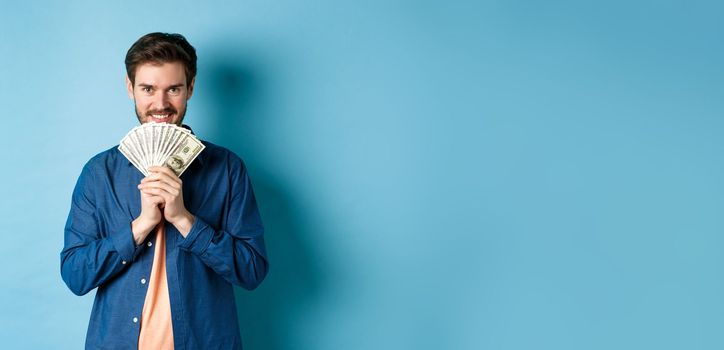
xmin=1 ymin=1 xmax=724 ymax=349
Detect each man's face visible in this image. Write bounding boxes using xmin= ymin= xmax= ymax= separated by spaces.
xmin=126 ymin=61 xmax=195 ymax=126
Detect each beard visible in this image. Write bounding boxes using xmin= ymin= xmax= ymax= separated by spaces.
xmin=134 ymin=104 xmax=186 ymax=126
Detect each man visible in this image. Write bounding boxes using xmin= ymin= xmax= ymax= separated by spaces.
xmin=60 ymin=32 xmax=269 ymax=349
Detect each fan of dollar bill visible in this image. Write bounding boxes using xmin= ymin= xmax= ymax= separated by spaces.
xmin=118 ymin=122 xmax=205 ymax=177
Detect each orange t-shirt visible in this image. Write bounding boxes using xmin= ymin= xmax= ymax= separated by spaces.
xmin=138 ymin=223 xmax=174 ymax=349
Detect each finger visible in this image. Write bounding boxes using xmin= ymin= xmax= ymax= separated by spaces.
xmin=142 ymin=171 xmax=182 ymax=188
xmin=141 ymin=187 xmax=175 ymax=200
xmin=148 ymin=165 xmax=174 ymax=176
xmin=158 ymin=175 xmax=182 ymax=189
xmin=140 ymin=189 xmax=165 ymax=200
xmin=141 ymin=193 xmax=165 ymax=205
xmin=148 ymin=166 xmax=182 ymax=183
xmin=139 ymin=181 xmax=180 ymax=196
xmin=143 ymin=187 xmax=177 ymax=206
xmin=140 ymin=175 xmax=181 ymax=191
xmin=142 ymin=191 xmax=172 ymax=208
xmin=140 ymin=172 xmax=166 ymax=183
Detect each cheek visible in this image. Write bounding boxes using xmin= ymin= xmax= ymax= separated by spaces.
xmin=172 ymin=100 xmax=187 ymax=111
xmin=134 ymin=96 xmax=152 ymax=108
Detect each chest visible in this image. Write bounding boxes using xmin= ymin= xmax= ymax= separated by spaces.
xmin=94 ymin=164 xmax=229 ymax=235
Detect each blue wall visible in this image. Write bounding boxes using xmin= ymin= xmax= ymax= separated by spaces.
xmin=2 ymin=1 xmax=724 ymax=349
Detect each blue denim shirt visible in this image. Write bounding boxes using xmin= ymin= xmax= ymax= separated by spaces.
xmin=60 ymin=134 xmax=268 ymax=349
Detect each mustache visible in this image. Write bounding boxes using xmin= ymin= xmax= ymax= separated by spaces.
xmin=146 ymin=108 xmax=177 ymax=115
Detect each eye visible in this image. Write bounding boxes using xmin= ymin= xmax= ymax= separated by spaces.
xmin=169 ymin=87 xmax=180 ymax=95
xmin=141 ymin=87 xmax=152 ymax=93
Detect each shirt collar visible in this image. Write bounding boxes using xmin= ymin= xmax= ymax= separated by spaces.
xmin=122 ymin=123 xmax=206 ymax=168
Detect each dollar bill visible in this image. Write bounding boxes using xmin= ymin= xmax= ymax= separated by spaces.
xmin=119 ymin=142 xmax=147 ymax=176
xmin=165 ymin=133 xmax=205 ymax=176
xmin=118 ymin=122 xmax=205 ymax=177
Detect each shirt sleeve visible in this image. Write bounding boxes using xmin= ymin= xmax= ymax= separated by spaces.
xmin=177 ymin=159 xmax=269 ymax=290
xmin=60 ymin=163 xmax=141 ymax=296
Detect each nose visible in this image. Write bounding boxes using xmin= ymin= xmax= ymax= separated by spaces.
xmin=152 ymin=91 xmax=170 ymax=110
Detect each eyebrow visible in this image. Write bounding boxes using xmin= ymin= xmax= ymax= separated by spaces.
xmin=137 ymin=83 xmax=185 ymax=89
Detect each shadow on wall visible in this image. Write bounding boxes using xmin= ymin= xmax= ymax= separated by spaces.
xmin=202 ymin=51 xmax=325 ymax=349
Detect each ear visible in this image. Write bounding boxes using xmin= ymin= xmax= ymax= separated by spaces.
xmin=186 ymin=77 xmax=196 ymax=100
xmin=125 ymin=75 xmax=134 ymax=100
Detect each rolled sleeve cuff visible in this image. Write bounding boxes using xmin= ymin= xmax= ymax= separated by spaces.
xmin=110 ymin=222 xmax=139 ymax=263
xmin=178 ymin=216 xmax=215 ymax=255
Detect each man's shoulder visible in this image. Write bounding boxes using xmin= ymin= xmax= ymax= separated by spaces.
xmin=82 ymin=145 xmax=123 ymax=170
xmin=200 ymin=140 xmax=247 ymax=168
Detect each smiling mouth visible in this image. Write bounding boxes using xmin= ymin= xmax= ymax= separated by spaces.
xmin=147 ymin=111 xmax=176 ymax=123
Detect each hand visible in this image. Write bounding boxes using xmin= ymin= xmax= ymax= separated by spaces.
xmin=138 ymin=166 xmax=195 ymax=236
xmin=131 ymin=180 xmax=165 ymax=245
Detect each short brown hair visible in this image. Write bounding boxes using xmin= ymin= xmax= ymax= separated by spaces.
xmin=125 ymin=32 xmax=197 ymax=86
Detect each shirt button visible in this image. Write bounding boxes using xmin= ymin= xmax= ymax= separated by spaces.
xmin=141 ymin=278 xmax=147 ymax=285
xmin=121 ymin=260 xmax=127 ymax=265
xmin=133 ymin=317 xmax=138 ymax=323
xmin=147 ymin=241 xmax=153 ymax=247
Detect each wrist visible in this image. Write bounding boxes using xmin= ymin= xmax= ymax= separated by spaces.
xmin=171 ymin=211 xmax=195 ymax=237
xmin=131 ymin=217 xmax=157 ymax=245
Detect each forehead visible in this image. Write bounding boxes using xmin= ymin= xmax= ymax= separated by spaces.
xmin=134 ymin=62 xmax=187 ymax=86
